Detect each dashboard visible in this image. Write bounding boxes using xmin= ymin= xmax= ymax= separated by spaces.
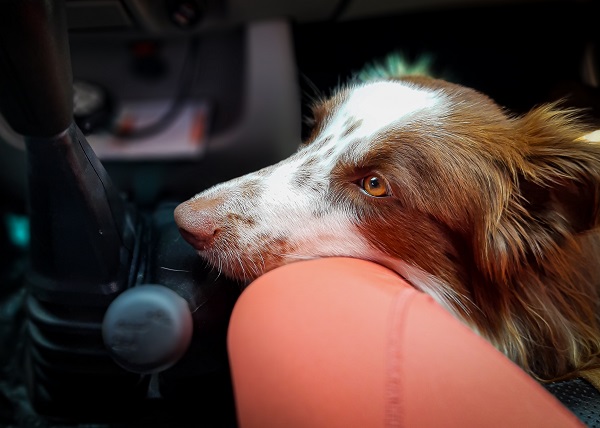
xmin=0 ymin=0 xmax=596 ymax=209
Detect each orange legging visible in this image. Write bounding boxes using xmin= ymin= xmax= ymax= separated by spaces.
xmin=227 ymin=257 xmax=583 ymax=427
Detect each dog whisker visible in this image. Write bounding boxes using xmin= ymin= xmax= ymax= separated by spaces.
xmin=158 ymin=266 xmax=191 ymax=273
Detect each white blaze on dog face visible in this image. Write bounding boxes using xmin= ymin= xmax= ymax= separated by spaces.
xmin=175 ymin=79 xmax=445 ymax=282
xmin=312 ymin=81 xmax=442 ymax=168
xmin=331 ymin=81 xmax=440 ymax=139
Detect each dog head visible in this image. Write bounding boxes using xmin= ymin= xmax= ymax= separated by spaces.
xmin=175 ymin=74 xmax=600 ymax=380
xmin=175 ymin=75 xmax=599 ymax=293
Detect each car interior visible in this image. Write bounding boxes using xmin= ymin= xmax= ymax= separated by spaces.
xmin=0 ymin=0 xmax=599 ymax=426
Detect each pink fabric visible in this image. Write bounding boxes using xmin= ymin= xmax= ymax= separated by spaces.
xmin=227 ymin=257 xmax=583 ymax=427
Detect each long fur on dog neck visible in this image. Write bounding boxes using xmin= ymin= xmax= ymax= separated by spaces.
xmin=353 ymin=55 xmax=600 ymax=381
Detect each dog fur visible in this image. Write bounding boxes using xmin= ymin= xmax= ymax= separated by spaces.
xmin=175 ymin=71 xmax=600 ymax=382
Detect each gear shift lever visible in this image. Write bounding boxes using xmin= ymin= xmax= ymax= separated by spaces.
xmin=0 ymin=0 xmax=239 ymax=423
xmin=0 ymin=0 xmax=133 ymax=298
xmin=0 ymin=0 xmax=73 ymax=137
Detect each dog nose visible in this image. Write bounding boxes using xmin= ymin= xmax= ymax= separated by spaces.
xmin=174 ymin=200 xmax=221 ymax=251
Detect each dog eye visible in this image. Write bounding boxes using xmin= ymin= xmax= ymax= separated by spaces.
xmin=360 ymin=174 xmax=390 ymax=197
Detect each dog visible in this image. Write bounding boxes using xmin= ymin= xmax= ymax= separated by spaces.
xmin=174 ymin=68 xmax=600 ymax=382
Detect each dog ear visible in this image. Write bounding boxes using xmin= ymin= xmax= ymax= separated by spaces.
xmin=479 ymin=103 xmax=600 ymax=280
xmin=517 ymin=104 xmax=600 ymax=232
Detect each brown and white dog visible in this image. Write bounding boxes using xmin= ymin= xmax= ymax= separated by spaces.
xmin=174 ymin=72 xmax=600 ymax=382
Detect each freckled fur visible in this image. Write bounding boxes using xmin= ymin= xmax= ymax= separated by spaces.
xmin=341 ymin=118 xmax=363 ymax=138
xmin=175 ymin=74 xmax=600 ymax=382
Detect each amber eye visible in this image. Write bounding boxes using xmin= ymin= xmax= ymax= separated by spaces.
xmin=360 ymin=174 xmax=390 ymax=197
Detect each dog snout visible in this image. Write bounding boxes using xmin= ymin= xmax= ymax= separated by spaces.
xmin=174 ymin=200 xmax=222 ymax=251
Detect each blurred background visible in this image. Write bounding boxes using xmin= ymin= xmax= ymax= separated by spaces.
xmin=1 ymin=0 xmax=598 ymax=211
xmin=0 ymin=0 xmax=598 ymax=426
